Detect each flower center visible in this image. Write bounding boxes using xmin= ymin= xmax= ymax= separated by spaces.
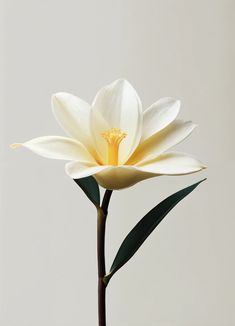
xmin=101 ymin=128 xmax=127 ymax=165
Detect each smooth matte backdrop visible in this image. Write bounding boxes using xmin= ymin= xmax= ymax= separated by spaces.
xmin=1 ymin=0 xmax=235 ymax=325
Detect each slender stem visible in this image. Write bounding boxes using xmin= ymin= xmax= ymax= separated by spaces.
xmin=102 ymin=189 xmax=113 ymax=215
xmin=97 ymin=190 xmax=113 ymax=326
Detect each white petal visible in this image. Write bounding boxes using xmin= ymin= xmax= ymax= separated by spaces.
xmin=65 ymin=161 xmax=109 ymax=179
xmin=141 ymin=98 xmax=180 ymax=142
xmin=94 ymin=166 xmax=157 ymax=190
xmin=66 ymin=162 xmax=157 ymax=189
xmin=91 ymin=79 xmax=143 ymax=164
xmin=11 ymin=136 xmax=95 ymax=162
xmin=137 ymin=152 xmax=206 ymax=175
xmin=128 ymin=120 xmax=197 ymax=164
xmin=52 ymin=92 xmax=93 ymax=148
xmin=66 ymin=151 xmax=206 ymax=189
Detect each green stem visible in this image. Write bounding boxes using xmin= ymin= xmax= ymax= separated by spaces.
xmin=97 ymin=190 xmax=112 ymax=326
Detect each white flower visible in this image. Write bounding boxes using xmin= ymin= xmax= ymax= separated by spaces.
xmin=11 ymin=79 xmax=206 ymax=189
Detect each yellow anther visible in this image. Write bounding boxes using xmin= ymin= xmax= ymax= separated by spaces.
xmin=101 ymin=128 xmax=127 ymax=165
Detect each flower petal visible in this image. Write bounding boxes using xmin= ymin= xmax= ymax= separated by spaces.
xmin=52 ymin=92 xmax=93 ymax=148
xmin=128 ymin=120 xmax=197 ymax=164
xmin=65 ymin=161 xmax=109 ymax=179
xmin=91 ymin=79 xmax=143 ymax=164
xmin=141 ymin=98 xmax=180 ymax=142
xmin=66 ymin=162 xmax=157 ymax=189
xmin=11 ymin=136 xmax=95 ymax=162
xmin=137 ymin=152 xmax=206 ymax=175
xmin=94 ymin=165 xmax=157 ymax=190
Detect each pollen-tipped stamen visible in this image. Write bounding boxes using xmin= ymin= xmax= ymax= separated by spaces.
xmin=101 ymin=128 xmax=127 ymax=165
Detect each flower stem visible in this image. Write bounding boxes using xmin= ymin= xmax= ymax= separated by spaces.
xmin=97 ymin=190 xmax=112 ymax=326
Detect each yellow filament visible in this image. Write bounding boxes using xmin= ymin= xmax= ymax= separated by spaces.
xmin=101 ymin=128 xmax=127 ymax=165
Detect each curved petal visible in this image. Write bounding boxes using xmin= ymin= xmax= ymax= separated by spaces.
xmin=52 ymin=92 xmax=93 ymax=149
xmin=65 ymin=161 xmax=109 ymax=179
xmin=11 ymin=136 xmax=95 ymax=162
xmin=91 ymin=79 xmax=143 ymax=164
xmin=141 ymin=98 xmax=180 ymax=142
xmin=95 ymin=166 xmax=158 ymax=190
xmin=128 ymin=120 xmax=197 ymax=164
xmin=66 ymin=162 xmax=158 ymax=189
xmin=136 ymin=152 xmax=206 ymax=175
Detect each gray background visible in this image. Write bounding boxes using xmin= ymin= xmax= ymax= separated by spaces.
xmin=1 ymin=0 xmax=235 ymax=325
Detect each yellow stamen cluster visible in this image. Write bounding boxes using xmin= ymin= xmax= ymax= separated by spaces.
xmin=101 ymin=128 xmax=127 ymax=165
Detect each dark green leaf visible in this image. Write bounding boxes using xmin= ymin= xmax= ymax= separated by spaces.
xmin=104 ymin=178 xmax=206 ymax=284
xmin=74 ymin=176 xmax=100 ymax=207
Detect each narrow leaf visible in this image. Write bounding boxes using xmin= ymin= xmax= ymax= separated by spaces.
xmin=104 ymin=178 xmax=206 ymax=284
xmin=74 ymin=176 xmax=100 ymax=207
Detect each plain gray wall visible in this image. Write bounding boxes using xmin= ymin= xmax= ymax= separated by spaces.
xmin=1 ymin=0 xmax=235 ymax=325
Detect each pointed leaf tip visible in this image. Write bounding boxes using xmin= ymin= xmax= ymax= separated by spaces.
xmin=74 ymin=176 xmax=100 ymax=207
xmin=104 ymin=178 xmax=206 ymax=284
